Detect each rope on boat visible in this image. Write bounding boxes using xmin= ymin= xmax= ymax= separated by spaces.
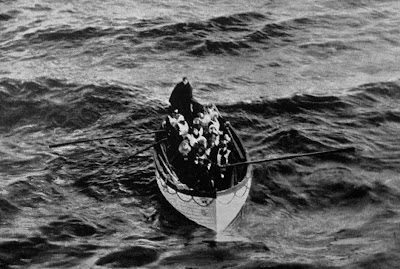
xmin=160 ymin=180 xmax=214 ymax=207
xmin=192 ymin=196 xmax=214 ymax=206
xmin=158 ymin=175 xmax=250 ymax=207
xmin=214 ymin=179 xmax=251 ymax=205
xmin=175 ymin=190 xmax=197 ymax=203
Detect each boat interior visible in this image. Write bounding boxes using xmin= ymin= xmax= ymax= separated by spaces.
xmin=154 ymin=116 xmax=249 ymax=197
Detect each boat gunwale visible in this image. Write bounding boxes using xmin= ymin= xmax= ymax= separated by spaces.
xmin=154 ymin=122 xmax=251 ymax=199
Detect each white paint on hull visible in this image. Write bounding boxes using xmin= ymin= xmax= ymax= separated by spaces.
xmin=156 ymin=169 xmax=251 ymax=232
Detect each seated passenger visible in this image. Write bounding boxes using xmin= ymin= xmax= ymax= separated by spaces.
xmin=192 ymin=115 xmax=202 ymax=127
xmin=178 ymin=138 xmax=192 ymax=161
xmin=206 ymin=124 xmax=221 ymax=154
xmin=175 ymin=115 xmax=189 ymax=137
xmin=192 ymin=141 xmax=213 ymax=192
xmin=166 ymin=109 xmax=179 ymax=127
xmin=205 ymin=103 xmax=219 ymax=118
xmin=209 ymin=134 xmax=237 ymax=190
xmin=186 ymin=124 xmax=204 ymax=147
xmin=209 ymin=113 xmax=220 ymax=133
xmin=164 ymin=114 xmax=181 ymax=153
xmin=194 ymin=112 xmax=211 ymax=132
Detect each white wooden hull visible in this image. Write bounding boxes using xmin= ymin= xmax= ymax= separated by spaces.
xmin=155 ymin=167 xmax=252 ymax=232
xmin=154 ymin=118 xmax=251 ymax=232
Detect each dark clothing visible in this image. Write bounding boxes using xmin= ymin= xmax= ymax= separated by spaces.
xmin=194 ymin=159 xmax=214 ymax=192
xmin=169 ymin=81 xmax=193 ymax=122
xmin=209 ymin=147 xmax=237 ymax=190
xmin=169 ymin=81 xmax=203 ymax=123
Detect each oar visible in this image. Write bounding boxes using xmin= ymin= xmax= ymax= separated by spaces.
xmin=49 ymin=130 xmax=164 ymax=148
xmin=129 ymin=138 xmax=167 ymax=158
xmin=220 ymin=147 xmax=356 ymax=168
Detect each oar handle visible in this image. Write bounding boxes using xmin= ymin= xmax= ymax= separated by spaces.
xmin=130 ymin=138 xmax=167 ymax=158
xmin=221 ymin=147 xmax=356 ymax=168
xmin=49 ymin=130 xmax=164 ymax=148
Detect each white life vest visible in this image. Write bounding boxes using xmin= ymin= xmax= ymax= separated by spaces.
xmin=185 ymin=134 xmax=199 ymax=147
xmin=217 ymin=148 xmax=231 ymax=166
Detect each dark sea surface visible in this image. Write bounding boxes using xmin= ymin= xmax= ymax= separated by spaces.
xmin=1 ymin=0 xmax=400 ymax=268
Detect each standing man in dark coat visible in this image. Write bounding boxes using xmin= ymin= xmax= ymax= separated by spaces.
xmin=169 ymin=77 xmax=203 ymax=124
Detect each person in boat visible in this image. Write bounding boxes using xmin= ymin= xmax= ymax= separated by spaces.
xmin=164 ymin=110 xmax=189 ymax=152
xmin=209 ymin=133 xmax=237 ymax=190
xmin=186 ymin=123 xmax=205 ymax=147
xmin=173 ymin=137 xmax=197 ymax=189
xmin=169 ymin=77 xmax=203 ymax=124
xmin=205 ymin=123 xmax=222 ymax=155
xmin=192 ymin=137 xmax=214 ymax=191
xmin=194 ymin=112 xmax=211 ymax=131
xmin=206 ymin=104 xmax=221 ymax=132
xmin=178 ymin=138 xmax=192 ymax=161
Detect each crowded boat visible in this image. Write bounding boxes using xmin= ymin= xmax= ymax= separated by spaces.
xmin=162 ymin=104 xmax=237 ymax=192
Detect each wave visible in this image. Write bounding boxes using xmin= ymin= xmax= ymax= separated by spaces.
xmin=299 ymin=40 xmax=358 ymax=58
xmin=351 ymin=81 xmax=400 ymax=99
xmin=0 ymin=196 xmax=19 ymax=221
xmin=5 ymin=11 xmax=365 ymax=58
xmin=0 ymin=78 xmax=166 ymax=131
xmin=23 ymin=26 xmax=118 ymax=44
xmin=0 ymin=235 xmax=99 ymax=267
xmin=244 ymin=23 xmax=293 ymax=43
xmin=251 ymin=166 xmax=400 ymax=210
xmin=0 ymin=78 xmax=98 ymax=130
xmin=2 ymin=8 xmax=379 ymax=62
xmin=221 ymin=80 xmax=400 ymax=122
xmin=0 ymin=13 xmax=13 ymax=21
xmin=189 ymin=39 xmax=252 ymax=56
xmin=138 ymin=12 xmax=267 ymax=38
xmin=136 ymin=12 xmax=268 ymax=55
xmin=209 ymin=12 xmax=267 ymax=27
xmin=346 ymin=81 xmax=400 ymax=127
xmin=40 ymin=215 xmax=105 ymax=239
xmin=96 ymin=246 xmax=159 ymax=267
xmin=217 ymin=80 xmax=400 ymax=174
xmin=220 ymin=94 xmax=350 ymax=118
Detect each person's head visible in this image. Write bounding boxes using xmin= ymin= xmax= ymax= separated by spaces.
xmin=179 ymin=139 xmax=191 ymax=157
xmin=208 ymin=124 xmax=219 ymax=135
xmin=192 ymin=124 xmax=201 ymax=136
xmin=193 ymin=117 xmax=201 ymax=126
xmin=182 ymin=77 xmax=188 ymax=85
xmin=207 ymin=132 xmax=219 ymax=148
xmin=177 ymin=119 xmax=189 ymax=136
xmin=175 ymin=113 xmax=184 ymax=122
xmin=220 ymin=134 xmax=231 ymax=149
xmin=197 ymin=136 xmax=207 ymax=148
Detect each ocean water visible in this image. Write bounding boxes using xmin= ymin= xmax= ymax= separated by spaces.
xmin=1 ymin=0 xmax=400 ymax=268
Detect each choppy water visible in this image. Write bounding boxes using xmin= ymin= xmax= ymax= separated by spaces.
xmin=1 ymin=0 xmax=400 ymax=268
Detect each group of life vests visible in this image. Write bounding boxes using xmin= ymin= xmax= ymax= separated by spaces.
xmin=163 ymin=104 xmax=237 ymax=191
